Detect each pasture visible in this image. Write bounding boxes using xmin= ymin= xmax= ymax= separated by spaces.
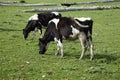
xmin=0 ymin=0 xmax=120 ymax=80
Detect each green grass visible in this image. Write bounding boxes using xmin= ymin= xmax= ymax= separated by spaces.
xmin=0 ymin=0 xmax=120 ymax=80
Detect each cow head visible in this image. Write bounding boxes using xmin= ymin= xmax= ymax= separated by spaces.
xmin=39 ymin=38 xmax=47 ymax=54
xmin=23 ymin=28 xmax=28 ymax=40
xmin=23 ymin=20 xmax=42 ymax=39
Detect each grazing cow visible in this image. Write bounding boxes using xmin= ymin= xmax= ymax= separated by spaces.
xmin=39 ymin=17 xmax=94 ymax=60
xmin=23 ymin=12 xmax=62 ymax=40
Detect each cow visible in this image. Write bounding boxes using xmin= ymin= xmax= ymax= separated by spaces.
xmin=39 ymin=17 xmax=94 ymax=60
xmin=23 ymin=12 xmax=62 ymax=40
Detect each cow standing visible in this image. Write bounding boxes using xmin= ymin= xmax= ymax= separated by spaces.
xmin=23 ymin=12 xmax=61 ymax=39
xmin=39 ymin=17 xmax=94 ymax=60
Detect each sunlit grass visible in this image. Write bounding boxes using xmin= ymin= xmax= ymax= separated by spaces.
xmin=0 ymin=1 xmax=120 ymax=80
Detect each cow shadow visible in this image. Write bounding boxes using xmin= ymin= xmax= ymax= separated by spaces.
xmin=64 ymin=52 xmax=118 ymax=62
xmin=42 ymin=50 xmax=119 ymax=63
xmin=94 ymin=54 xmax=117 ymax=60
xmin=0 ymin=28 xmax=21 ymax=32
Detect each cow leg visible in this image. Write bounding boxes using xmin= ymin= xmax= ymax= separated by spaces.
xmin=38 ymin=29 xmax=42 ymax=38
xmin=55 ymin=43 xmax=60 ymax=56
xmin=55 ymin=40 xmax=63 ymax=58
xmin=59 ymin=42 xmax=63 ymax=58
xmin=88 ymin=36 xmax=94 ymax=60
xmin=31 ymin=28 xmax=38 ymax=40
xmin=79 ymin=34 xmax=87 ymax=60
xmin=31 ymin=31 xmax=36 ymax=40
xmin=37 ymin=24 xmax=42 ymax=38
xmin=54 ymin=38 xmax=64 ymax=58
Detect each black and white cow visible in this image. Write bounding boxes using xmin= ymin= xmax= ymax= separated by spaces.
xmin=23 ymin=12 xmax=62 ymax=39
xmin=39 ymin=17 xmax=94 ymax=60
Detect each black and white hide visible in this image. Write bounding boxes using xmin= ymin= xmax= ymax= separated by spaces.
xmin=39 ymin=17 xmax=94 ymax=60
xmin=23 ymin=12 xmax=62 ymax=40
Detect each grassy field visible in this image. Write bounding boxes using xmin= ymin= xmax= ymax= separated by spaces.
xmin=0 ymin=0 xmax=120 ymax=80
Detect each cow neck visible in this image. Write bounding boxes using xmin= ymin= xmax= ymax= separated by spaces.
xmin=42 ymin=34 xmax=54 ymax=44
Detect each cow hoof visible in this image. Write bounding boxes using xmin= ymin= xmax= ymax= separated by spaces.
xmin=90 ymin=56 xmax=94 ymax=61
xmin=79 ymin=58 xmax=82 ymax=60
xmin=90 ymin=58 xmax=93 ymax=61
